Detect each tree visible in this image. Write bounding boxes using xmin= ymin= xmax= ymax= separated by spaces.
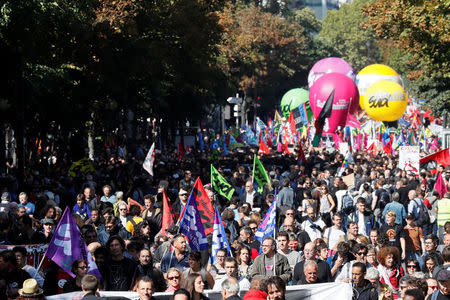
xmin=319 ymin=0 xmax=382 ymax=72
xmin=362 ymin=0 xmax=449 ymax=117
xmin=217 ymin=2 xmax=314 ymax=114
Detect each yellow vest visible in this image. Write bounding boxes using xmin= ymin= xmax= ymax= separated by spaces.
xmin=437 ymin=198 xmax=450 ymax=226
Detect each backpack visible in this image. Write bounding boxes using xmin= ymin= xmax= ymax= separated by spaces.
xmin=378 ymin=189 xmax=390 ymax=210
xmin=414 ymin=199 xmax=430 ymax=226
xmin=341 ymin=192 xmax=354 ymax=215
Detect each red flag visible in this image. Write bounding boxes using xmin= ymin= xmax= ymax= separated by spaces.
xmin=365 ymin=142 xmax=377 ymax=157
xmin=297 ymin=144 xmax=306 ymax=164
xmin=420 ymin=148 xmax=450 ymax=167
xmin=383 ymin=139 xmax=393 ymax=155
xmin=282 ymin=141 xmax=290 ymax=154
xmin=258 ymin=140 xmax=270 ymax=155
xmin=127 ymin=198 xmax=144 ymax=215
xmin=178 ymin=142 xmax=185 ymax=161
xmin=191 ymin=178 xmax=215 ymax=235
xmin=161 ymin=190 xmax=175 ymax=236
xmin=288 ymin=111 xmax=296 ymax=135
xmin=434 ymin=172 xmax=448 ymax=198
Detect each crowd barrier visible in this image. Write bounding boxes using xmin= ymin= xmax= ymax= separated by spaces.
xmin=47 ymin=282 xmax=353 ymax=300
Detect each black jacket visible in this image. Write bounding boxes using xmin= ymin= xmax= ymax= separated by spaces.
xmin=293 ymin=259 xmax=331 ymax=284
xmin=353 ymin=280 xmax=378 ymax=300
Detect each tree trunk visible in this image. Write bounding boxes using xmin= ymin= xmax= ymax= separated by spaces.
xmin=88 ymin=130 xmax=94 ymax=161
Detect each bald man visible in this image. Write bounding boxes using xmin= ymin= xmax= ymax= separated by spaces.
xmin=292 ymin=242 xmax=331 ymax=284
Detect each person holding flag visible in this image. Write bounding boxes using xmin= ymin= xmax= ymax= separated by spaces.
xmin=43 ymin=207 xmax=102 ymax=282
xmin=162 ymin=186 xmax=209 ymax=274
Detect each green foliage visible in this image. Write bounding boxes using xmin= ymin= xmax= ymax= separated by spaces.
xmin=217 ymin=3 xmax=316 ymax=111
xmin=363 ymin=0 xmax=449 ymax=117
xmin=319 ymin=0 xmax=382 ymax=72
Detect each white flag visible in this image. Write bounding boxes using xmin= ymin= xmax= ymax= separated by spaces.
xmin=143 ymin=143 xmax=155 ymax=176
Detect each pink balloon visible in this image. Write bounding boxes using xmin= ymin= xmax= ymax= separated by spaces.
xmin=309 ymin=73 xmax=359 ymax=134
xmin=308 ymin=57 xmax=355 ymax=89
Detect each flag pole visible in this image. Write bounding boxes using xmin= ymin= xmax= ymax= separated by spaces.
xmin=36 ymin=253 xmax=47 ymax=273
xmin=252 ymin=154 xmax=256 ymax=185
xmin=273 ymin=188 xmax=277 ymax=277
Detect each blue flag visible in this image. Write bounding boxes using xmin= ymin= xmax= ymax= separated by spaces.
xmin=179 ymin=191 xmax=209 ymax=251
xmin=254 ymin=189 xmax=277 ymax=253
xmin=210 ymin=139 xmax=220 ymax=150
xmin=199 ymin=132 xmax=204 ymax=151
xmin=211 ymin=207 xmax=232 ymax=264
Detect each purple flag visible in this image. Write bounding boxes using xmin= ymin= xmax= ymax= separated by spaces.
xmin=45 ymin=207 xmax=101 ymax=279
xmin=179 ymin=191 xmax=209 ymax=251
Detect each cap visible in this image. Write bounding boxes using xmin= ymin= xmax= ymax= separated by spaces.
xmin=406 ymin=214 xmax=415 ymax=220
xmin=204 ymin=184 xmax=213 ymax=191
xmin=43 ymin=218 xmax=55 ymax=225
xmin=436 ymin=269 xmax=450 ymax=281
xmin=1 ymin=192 xmax=10 ymax=201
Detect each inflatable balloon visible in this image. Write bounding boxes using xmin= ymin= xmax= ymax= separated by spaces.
xmin=308 ymin=57 xmax=356 ymax=89
xmin=309 ymin=73 xmax=359 ymax=134
xmin=280 ymin=88 xmax=310 ymax=119
xmin=363 ymin=80 xmax=407 ymax=122
xmin=356 ymin=64 xmax=403 ymax=110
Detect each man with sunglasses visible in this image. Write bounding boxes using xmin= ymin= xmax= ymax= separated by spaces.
xmin=335 ymin=243 xmax=369 ymax=283
xmin=172 ymin=187 xmax=190 ymax=220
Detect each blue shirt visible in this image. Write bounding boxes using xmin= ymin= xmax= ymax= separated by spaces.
xmin=18 ymin=202 xmax=35 ymax=215
xmin=160 ymin=251 xmax=189 ymax=273
xmin=382 ymin=201 xmax=406 ymax=225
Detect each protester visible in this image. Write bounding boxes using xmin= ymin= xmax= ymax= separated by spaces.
xmin=181 ymin=273 xmax=209 ymax=300
xmin=18 ymin=278 xmax=45 ymax=300
xmin=248 ymin=237 xmax=291 ymax=283
xmin=80 ymin=274 xmax=103 ymax=300
xmin=165 ymin=268 xmax=182 ymax=292
xmin=63 ymin=259 xmax=89 ymax=292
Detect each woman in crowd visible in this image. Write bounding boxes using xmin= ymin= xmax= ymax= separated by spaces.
xmin=165 ymin=267 xmax=181 ymax=292
xmin=319 ymin=185 xmax=335 ymax=227
xmin=181 ymin=251 xmax=214 ymax=289
xmin=181 ymin=273 xmax=209 ymax=300
xmin=62 ymin=259 xmax=88 ymax=292
xmin=72 ymin=194 xmax=91 ymax=221
xmin=133 ymin=220 xmax=153 ymax=248
xmin=422 ymin=252 xmax=443 ymax=278
xmin=377 ymin=246 xmax=404 ymax=299
xmin=236 ymin=245 xmax=252 ymax=279
xmin=405 ymin=259 xmax=421 ymax=276
xmin=237 ymin=205 xmax=251 ymax=226
xmin=366 ymin=245 xmax=378 ymax=267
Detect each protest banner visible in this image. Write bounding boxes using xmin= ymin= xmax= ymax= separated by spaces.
xmin=398 ymin=146 xmax=420 ymax=174
xmin=48 ymin=282 xmax=353 ymax=300
xmin=0 ymin=244 xmax=47 ymax=269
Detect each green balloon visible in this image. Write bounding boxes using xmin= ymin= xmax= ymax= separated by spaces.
xmin=280 ymin=88 xmax=310 ymax=119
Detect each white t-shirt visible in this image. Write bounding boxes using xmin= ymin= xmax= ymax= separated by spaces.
xmin=357 ymin=212 xmax=366 ymax=235
xmin=323 ymin=227 xmax=345 ymax=249
xmin=301 ymin=218 xmax=326 ymax=242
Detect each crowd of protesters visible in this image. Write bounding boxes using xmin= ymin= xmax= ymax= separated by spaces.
xmin=0 ymin=137 xmax=449 ymax=300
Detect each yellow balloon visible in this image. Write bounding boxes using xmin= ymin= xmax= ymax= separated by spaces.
xmin=363 ymin=80 xmax=407 ymax=121
xmin=356 ymin=64 xmax=403 ymax=110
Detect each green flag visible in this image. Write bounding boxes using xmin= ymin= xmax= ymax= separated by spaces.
xmin=210 ymin=165 xmax=235 ymax=200
xmin=252 ymin=154 xmax=270 ymax=193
